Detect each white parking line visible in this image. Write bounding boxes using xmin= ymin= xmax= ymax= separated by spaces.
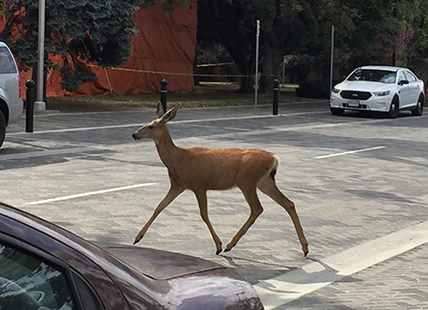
xmin=254 ymin=220 xmax=428 ymax=309
xmin=0 ymin=147 xmax=97 ymax=160
xmin=25 ymin=183 xmax=158 ymax=205
xmin=6 ymin=111 xmax=321 ymax=136
xmin=315 ymin=146 xmax=386 ymax=159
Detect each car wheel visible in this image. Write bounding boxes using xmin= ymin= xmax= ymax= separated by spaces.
xmin=330 ymin=107 xmax=344 ymax=116
xmin=411 ymin=94 xmax=424 ymax=116
xmin=0 ymin=111 xmax=6 ymax=148
xmin=388 ymin=96 xmax=399 ymax=118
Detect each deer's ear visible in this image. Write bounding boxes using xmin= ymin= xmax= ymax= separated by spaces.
xmin=156 ymin=101 xmax=165 ymax=118
xmin=160 ymin=105 xmax=179 ymax=123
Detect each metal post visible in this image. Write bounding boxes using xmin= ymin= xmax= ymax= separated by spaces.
xmin=160 ymin=79 xmax=168 ymax=114
xmin=25 ymin=80 xmax=36 ymax=133
xmin=282 ymin=55 xmax=286 ymax=85
xmin=254 ymin=20 xmax=260 ymax=113
xmin=273 ymin=79 xmax=279 ymax=115
xmin=330 ymin=25 xmax=334 ymax=93
xmin=35 ymin=0 xmax=46 ymax=111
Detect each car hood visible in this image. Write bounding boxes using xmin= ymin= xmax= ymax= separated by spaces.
xmin=99 ymin=243 xmax=225 ymax=280
xmin=336 ymin=80 xmax=394 ymax=92
xmin=100 ymin=244 xmax=264 ymax=310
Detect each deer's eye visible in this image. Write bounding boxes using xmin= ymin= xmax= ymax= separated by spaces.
xmin=147 ymin=125 xmax=154 ymax=130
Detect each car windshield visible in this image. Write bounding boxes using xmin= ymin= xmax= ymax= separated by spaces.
xmin=347 ymin=69 xmax=396 ymax=83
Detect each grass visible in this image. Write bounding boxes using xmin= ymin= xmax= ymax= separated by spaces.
xmin=46 ymin=82 xmax=311 ymax=112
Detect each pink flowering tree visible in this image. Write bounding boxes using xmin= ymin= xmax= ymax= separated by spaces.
xmin=374 ymin=24 xmax=414 ymax=65
xmin=0 ymin=0 xmax=19 ymax=13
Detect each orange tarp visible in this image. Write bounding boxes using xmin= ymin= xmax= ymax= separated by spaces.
xmin=2 ymin=1 xmax=197 ymax=97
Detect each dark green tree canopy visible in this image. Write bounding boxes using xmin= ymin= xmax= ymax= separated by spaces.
xmin=197 ymin=0 xmax=428 ymax=93
xmin=0 ymin=0 xmax=140 ymax=91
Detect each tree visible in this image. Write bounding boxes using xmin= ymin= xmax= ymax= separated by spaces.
xmin=197 ymin=0 xmax=261 ymax=92
xmin=0 ymin=0 xmax=140 ymax=92
xmin=333 ymin=0 xmax=428 ymax=73
xmin=197 ymin=0 xmax=358 ymax=93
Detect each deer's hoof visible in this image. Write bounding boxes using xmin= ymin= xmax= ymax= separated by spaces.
xmin=304 ymin=250 xmax=309 ymax=257
xmin=216 ymin=249 xmax=222 ymax=255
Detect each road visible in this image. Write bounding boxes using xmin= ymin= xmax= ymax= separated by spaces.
xmin=1 ymin=101 xmax=428 ymax=309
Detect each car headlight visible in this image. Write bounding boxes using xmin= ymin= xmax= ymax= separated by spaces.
xmin=332 ymin=87 xmax=340 ymax=93
xmin=373 ymin=90 xmax=390 ymax=96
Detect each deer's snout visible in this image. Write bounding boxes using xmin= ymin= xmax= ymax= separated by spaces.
xmin=132 ymin=132 xmax=141 ymax=140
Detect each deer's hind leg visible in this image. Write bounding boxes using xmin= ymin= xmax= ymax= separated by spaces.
xmin=257 ymin=174 xmax=309 ymax=256
xmin=224 ymin=185 xmax=264 ymax=252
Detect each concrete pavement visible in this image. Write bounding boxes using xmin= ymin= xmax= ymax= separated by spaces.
xmin=1 ymin=101 xmax=428 ymax=309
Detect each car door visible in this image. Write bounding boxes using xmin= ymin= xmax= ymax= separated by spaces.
xmin=0 ymin=44 xmax=22 ymax=124
xmin=403 ymin=70 xmax=419 ymax=108
xmin=396 ymin=70 xmax=411 ymax=107
xmin=0 ymin=213 xmax=130 ymax=310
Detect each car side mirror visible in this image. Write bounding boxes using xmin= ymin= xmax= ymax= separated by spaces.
xmin=398 ymin=80 xmax=409 ymax=85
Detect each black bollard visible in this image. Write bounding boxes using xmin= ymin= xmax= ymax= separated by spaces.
xmin=25 ymin=79 xmax=36 ymax=133
xmin=273 ymin=78 xmax=279 ymax=115
xmin=160 ymin=79 xmax=168 ymax=114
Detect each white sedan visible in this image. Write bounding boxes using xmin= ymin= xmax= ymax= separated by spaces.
xmin=330 ymin=65 xmax=425 ymax=117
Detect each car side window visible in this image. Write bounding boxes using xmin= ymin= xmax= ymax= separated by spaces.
xmin=404 ymin=71 xmax=416 ymax=82
xmin=0 ymin=242 xmax=77 ymax=310
xmin=0 ymin=46 xmax=17 ymax=74
xmin=397 ymin=71 xmax=406 ymax=83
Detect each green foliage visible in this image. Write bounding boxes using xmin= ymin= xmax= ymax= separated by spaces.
xmin=0 ymin=0 xmax=140 ymax=91
xmin=283 ymin=54 xmax=313 ymax=83
xmin=197 ymin=0 xmax=428 ymax=93
xmin=141 ymin=0 xmax=192 ymax=10
xmin=197 ymin=0 xmax=361 ymax=92
xmin=295 ymin=80 xmax=331 ymax=99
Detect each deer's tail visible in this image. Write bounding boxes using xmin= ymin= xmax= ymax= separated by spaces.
xmin=269 ymin=155 xmax=279 ymax=180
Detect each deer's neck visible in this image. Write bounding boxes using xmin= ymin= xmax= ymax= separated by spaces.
xmin=154 ymin=130 xmax=180 ymax=169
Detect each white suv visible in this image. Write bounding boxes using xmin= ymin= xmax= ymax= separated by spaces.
xmin=0 ymin=42 xmax=23 ymax=148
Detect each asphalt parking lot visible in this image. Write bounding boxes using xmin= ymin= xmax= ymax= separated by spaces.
xmin=1 ymin=101 xmax=428 ymax=309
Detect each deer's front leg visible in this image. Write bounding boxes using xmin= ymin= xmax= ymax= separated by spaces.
xmin=133 ymin=184 xmax=184 ymax=244
xmin=194 ymin=190 xmax=223 ymax=255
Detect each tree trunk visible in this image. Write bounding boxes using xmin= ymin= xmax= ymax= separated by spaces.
xmin=259 ymin=31 xmax=284 ymax=94
xmin=237 ymin=75 xmax=253 ymax=93
xmin=231 ymin=49 xmax=255 ymax=93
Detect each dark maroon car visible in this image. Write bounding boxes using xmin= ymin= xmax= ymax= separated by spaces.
xmin=0 ymin=202 xmax=264 ymax=310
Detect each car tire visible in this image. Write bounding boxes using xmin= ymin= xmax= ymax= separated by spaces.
xmin=330 ymin=107 xmax=344 ymax=116
xmin=0 ymin=111 xmax=6 ymax=148
xmin=411 ymin=94 xmax=424 ymax=116
xmin=388 ymin=96 xmax=399 ymax=118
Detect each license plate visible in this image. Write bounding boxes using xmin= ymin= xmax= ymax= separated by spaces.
xmin=348 ymin=99 xmax=360 ymax=107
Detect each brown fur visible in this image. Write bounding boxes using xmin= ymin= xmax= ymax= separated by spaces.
xmin=132 ymin=104 xmax=308 ymax=256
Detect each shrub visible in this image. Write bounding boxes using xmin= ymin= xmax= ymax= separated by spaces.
xmin=295 ymin=80 xmax=331 ymax=99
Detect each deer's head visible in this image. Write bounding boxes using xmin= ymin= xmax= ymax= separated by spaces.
xmin=132 ymin=102 xmax=179 ymax=141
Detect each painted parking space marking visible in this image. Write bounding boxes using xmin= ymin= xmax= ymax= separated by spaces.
xmin=186 ymin=124 xmax=252 ymax=131
xmin=254 ymin=220 xmax=428 ymax=309
xmin=0 ymin=146 xmax=97 ymax=160
xmin=6 ymin=111 xmax=330 ymax=136
xmin=25 ymin=183 xmax=158 ymax=205
xmin=315 ymin=146 xmax=386 ymax=159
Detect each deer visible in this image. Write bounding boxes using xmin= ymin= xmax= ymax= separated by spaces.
xmin=132 ymin=103 xmax=309 ymax=257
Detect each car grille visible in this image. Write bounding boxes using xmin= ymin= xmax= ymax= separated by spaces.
xmin=340 ymin=90 xmax=372 ymax=100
